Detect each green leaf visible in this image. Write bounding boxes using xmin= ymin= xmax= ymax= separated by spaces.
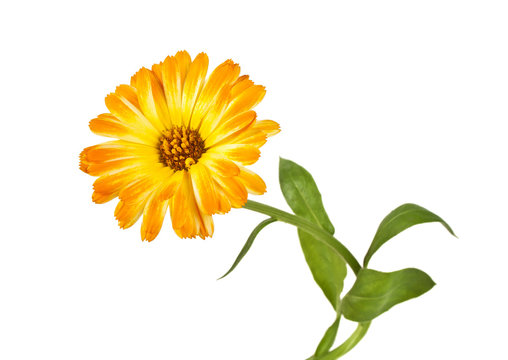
xmin=279 ymin=158 xmax=346 ymax=309
xmin=218 ymin=218 xmax=276 ymax=280
xmin=279 ymin=158 xmax=335 ymax=234
xmin=363 ymin=203 xmax=455 ymax=267
xmin=299 ymin=230 xmax=347 ymax=310
xmin=342 ymin=268 xmax=435 ymax=322
xmin=314 ymin=315 xmax=341 ymax=357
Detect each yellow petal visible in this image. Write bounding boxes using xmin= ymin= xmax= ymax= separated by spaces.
xmin=199 ymin=153 xmax=240 ymax=177
xmin=105 ymin=92 xmax=159 ymax=138
xmin=205 ymin=110 xmax=256 ymax=147
xmin=115 ymin=199 xmax=146 ymax=229
xmin=161 ymin=56 xmax=183 ymax=127
xmin=209 ymin=144 xmax=260 ymax=165
xmin=253 ymin=120 xmax=280 ymax=137
xmin=230 ymin=75 xmax=254 ymax=98
xmin=221 ymin=85 xmax=265 ymax=122
xmin=213 ymin=175 xmax=248 ymax=208
xmin=141 ymin=191 xmax=170 ymax=241
xmin=80 ymin=141 xmax=159 ymax=176
xmin=190 ymin=163 xmax=219 ymax=215
xmin=135 ymin=68 xmax=171 ymax=131
xmin=170 ymin=171 xmax=214 ymax=239
xmin=118 ymin=166 xmax=169 ymax=204
xmin=226 ymin=127 xmax=267 ymax=148
xmin=175 ymin=50 xmax=192 ymax=78
xmin=182 ymin=53 xmax=209 ymax=127
xmin=158 ymin=170 xmax=184 ymax=201
xmin=89 ymin=113 xmax=159 ymax=146
xmin=191 ymin=60 xmax=240 ymax=129
xmin=115 ymin=85 xmax=140 ymax=108
xmin=237 ymin=166 xmax=266 ymax=195
xmin=198 ymin=84 xmax=233 ymax=140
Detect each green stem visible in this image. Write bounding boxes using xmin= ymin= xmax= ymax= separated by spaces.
xmin=317 ymin=322 xmax=371 ymax=360
xmin=243 ymin=200 xmax=361 ymax=275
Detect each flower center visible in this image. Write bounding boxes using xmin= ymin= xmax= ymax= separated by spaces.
xmin=159 ymin=126 xmax=205 ymax=171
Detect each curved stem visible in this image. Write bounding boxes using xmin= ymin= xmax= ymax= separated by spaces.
xmin=243 ymin=200 xmax=361 ymax=275
xmin=318 ymin=322 xmax=370 ymax=360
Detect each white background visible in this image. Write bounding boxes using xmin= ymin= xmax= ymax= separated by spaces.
xmin=1 ymin=1 xmax=507 ymax=359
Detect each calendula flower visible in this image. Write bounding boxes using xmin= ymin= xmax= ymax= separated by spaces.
xmin=80 ymin=51 xmax=279 ymax=240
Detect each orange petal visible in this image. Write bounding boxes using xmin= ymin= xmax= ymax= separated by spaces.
xmin=199 ymin=153 xmax=240 ymax=177
xmin=191 ymin=60 xmax=240 ymax=129
xmin=91 ymin=191 xmax=118 ymax=204
xmin=227 ymin=128 xmax=267 ymax=148
xmin=213 ymin=175 xmax=248 ymax=208
xmin=170 ymin=171 xmax=214 ymax=239
xmin=221 ymin=85 xmax=265 ymax=122
xmin=175 ymin=50 xmax=192 ymax=78
xmin=209 ymin=144 xmax=260 ymax=165
xmin=141 ymin=191 xmax=170 ymax=241
xmin=190 ymin=163 xmax=219 ymax=215
xmin=198 ymin=84 xmax=233 ymax=140
xmin=237 ymin=167 xmax=266 ymax=195
xmin=89 ymin=113 xmax=159 ymax=145
xmin=230 ymin=75 xmax=254 ymax=98
xmin=80 ymin=141 xmax=159 ymax=175
xmin=105 ymin=92 xmax=159 ymax=138
xmin=135 ymin=68 xmax=171 ymax=131
xmin=170 ymin=172 xmax=194 ymax=230
xmin=205 ymin=110 xmax=256 ymax=147
xmin=151 ymin=61 xmax=163 ymax=85
xmin=117 ymin=166 xmax=168 ymax=204
xmin=158 ymin=170 xmax=184 ymax=201
xmin=253 ymin=120 xmax=280 ymax=137
xmin=161 ymin=56 xmax=184 ymax=127
xmin=181 ymin=53 xmax=209 ymax=126
xmin=115 ymin=199 xmax=146 ymax=229
xmin=92 ymin=167 xmax=143 ymax=197
xmin=115 ymin=85 xmax=140 ymax=109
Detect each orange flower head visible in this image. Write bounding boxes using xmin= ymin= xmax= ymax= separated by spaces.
xmin=80 ymin=51 xmax=279 ymax=240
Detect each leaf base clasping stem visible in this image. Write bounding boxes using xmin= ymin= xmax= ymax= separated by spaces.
xmin=243 ymin=200 xmax=361 ymax=275
xmin=242 ymin=200 xmax=368 ymax=359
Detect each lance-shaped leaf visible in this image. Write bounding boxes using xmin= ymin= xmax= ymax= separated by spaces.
xmin=279 ymin=158 xmax=346 ymax=306
xmin=279 ymin=158 xmax=346 ymax=313
xmin=363 ymin=203 xmax=455 ymax=267
xmin=279 ymin=158 xmax=335 ymax=234
xmin=299 ymin=230 xmax=347 ymax=309
xmin=218 ymin=218 xmax=277 ymax=279
xmin=342 ymin=268 xmax=435 ymax=322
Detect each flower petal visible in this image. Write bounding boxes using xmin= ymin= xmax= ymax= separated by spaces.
xmin=170 ymin=171 xmax=214 ymax=238
xmin=182 ymin=53 xmax=209 ymax=127
xmin=230 ymin=75 xmax=254 ymax=98
xmin=237 ymin=166 xmax=266 ymax=195
xmin=105 ymin=91 xmax=159 ymax=138
xmin=205 ymin=110 xmax=256 ymax=147
xmin=213 ymin=175 xmax=248 ymax=208
xmin=190 ymin=163 xmax=219 ymax=215
xmin=115 ymin=199 xmax=147 ymax=229
xmin=141 ymin=191 xmax=170 ymax=241
xmin=89 ymin=113 xmax=159 ymax=145
xmin=158 ymin=170 xmax=184 ymax=201
xmin=209 ymin=144 xmax=260 ymax=165
xmin=253 ymin=120 xmax=280 ymax=137
xmin=191 ymin=60 xmax=240 ymax=129
xmin=221 ymin=85 xmax=265 ymax=122
xmin=199 ymin=153 xmax=240 ymax=177
xmin=198 ymin=84 xmax=232 ymax=140
xmin=80 ymin=141 xmax=159 ymax=176
xmin=135 ymin=68 xmax=171 ymax=131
